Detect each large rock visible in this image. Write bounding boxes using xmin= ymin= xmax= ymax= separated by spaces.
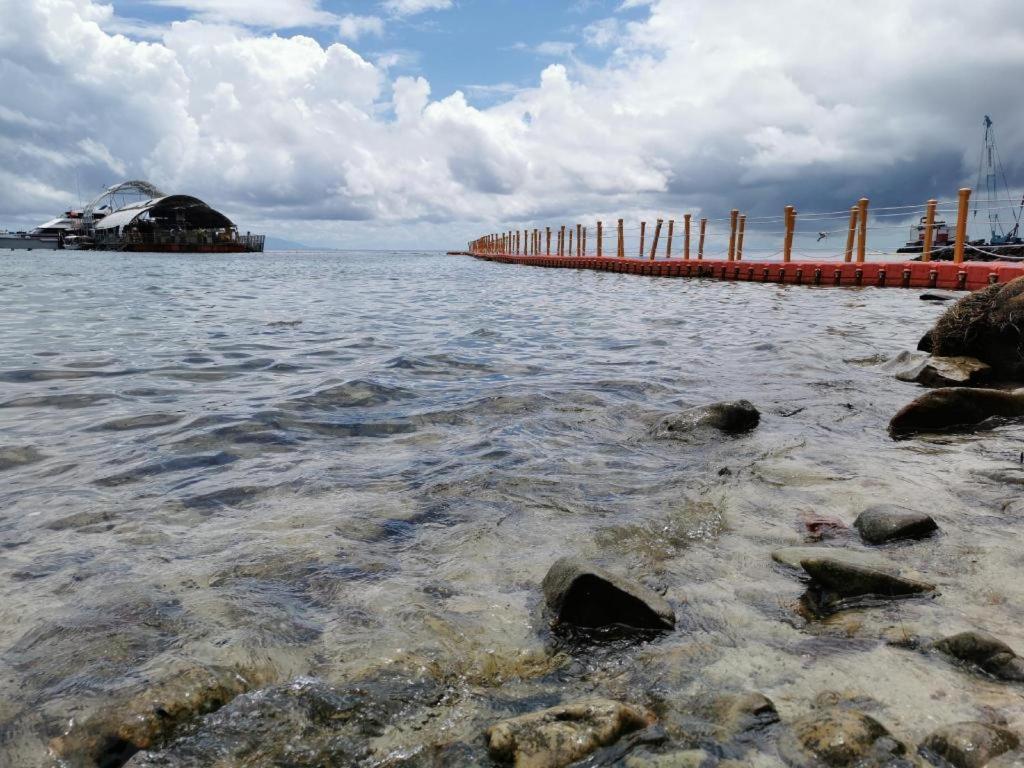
xmin=542 ymin=557 xmax=675 ymax=631
xmin=888 ymin=387 xmax=1024 ymax=437
xmin=888 ymin=351 xmax=992 ymax=387
xmin=854 ymin=506 xmax=938 ymax=544
xmin=918 ymin=722 xmax=1019 ymax=768
xmin=920 ymin=290 xmax=962 ymax=302
xmin=800 ymin=556 xmax=935 ymax=599
xmin=651 ymin=400 xmax=760 ymax=439
xmin=486 ymin=699 xmax=655 ymax=768
xmin=778 ymin=708 xmax=907 ymax=767
xmin=928 ymin=278 xmax=1024 ymax=379
xmin=932 ymin=630 xmax=1024 ymax=682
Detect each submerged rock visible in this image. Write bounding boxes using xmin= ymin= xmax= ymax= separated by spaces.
xmin=918 ymin=722 xmax=1019 ymax=768
xmin=888 ymin=387 xmax=1024 ymax=437
xmin=542 ymin=557 xmax=675 ymax=631
xmin=800 ymin=556 xmax=935 ymax=599
xmin=0 ymin=445 xmax=46 ymax=471
xmin=771 ymin=546 xmax=889 ymax=571
xmin=651 ymin=400 xmax=760 ymax=439
xmin=932 ymin=630 xmax=1024 ymax=682
xmin=710 ymin=691 xmax=779 ymax=741
xmin=623 ymin=749 xmax=710 ymax=768
xmin=920 ymin=290 xmax=961 ymax=302
xmin=854 ymin=505 xmax=938 ymax=544
xmin=778 ymin=708 xmax=907 ymax=767
xmin=928 ymin=277 xmax=1024 ymax=379
xmin=486 ymin=699 xmax=655 ymax=768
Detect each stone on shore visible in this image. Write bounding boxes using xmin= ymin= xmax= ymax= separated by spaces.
xmin=932 ymin=630 xmax=1024 ymax=682
xmin=918 ymin=722 xmax=1019 ymax=768
xmin=888 ymin=352 xmax=992 ymax=387
xmin=888 ymin=387 xmax=1024 ymax=437
xmin=486 ymin=699 xmax=655 ymax=768
xmin=651 ymin=400 xmax=760 ymax=439
xmin=542 ymin=557 xmax=675 ymax=630
xmin=771 ymin=546 xmax=889 ymax=571
xmin=800 ymin=556 xmax=935 ymax=599
xmin=920 ymin=290 xmax=961 ymax=302
xmin=854 ymin=505 xmax=938 ymax=544
xmin=778 ymin=708 xmax=906 ymax=767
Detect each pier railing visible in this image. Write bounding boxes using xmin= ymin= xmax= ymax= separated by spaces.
xmin=468 ymin=187 xmax=1020 ymax=264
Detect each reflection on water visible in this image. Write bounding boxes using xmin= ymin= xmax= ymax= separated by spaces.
xmin=1 ymin=250 xmax=1023 ymax=765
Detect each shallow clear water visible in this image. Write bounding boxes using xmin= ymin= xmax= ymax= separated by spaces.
xmin=1 ymin=251 xmax=1023 ymax=765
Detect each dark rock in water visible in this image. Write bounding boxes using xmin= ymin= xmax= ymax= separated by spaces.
xmin=542 ymin=557 xmax=675 ymax=630
xmin=771 ymin=546 xmax=889 ymax=571
xmin=486 ymin=699 xmax=655 ymax=768
xmin=651 ymin=400 xmax=759 ymax=439
xmin=918 ymin=330 xmax=934 ymax=353
xmin=932 ymin=630 xmax=1024 ymax=682
xmin=889 ymin=352 xmax=992 ymax=387
xmin=888 ymin=387 xmax=1024 ymax=437
xmin=799 ymin=556 xmax=935 ymax=599
xmin=854 ymin=505 xmax=938 ymax=544
xmin=920 ymin=290 xmax=962 ymax=302
xmin=51 ymin=663 xmax=274 ymax=768
xmin=778 ymin=708 xmax=907 ymax=767
xmin=918 ymin=722 xmax=1019 ymax=768
xmin=125 ymin=673 xmax=447 ymax=767
xmin=928 ymin=278 xmax=1024 ymax=379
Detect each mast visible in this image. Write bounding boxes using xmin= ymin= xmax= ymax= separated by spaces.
xmin=974 ymin=115 xmax=1022 ymax=244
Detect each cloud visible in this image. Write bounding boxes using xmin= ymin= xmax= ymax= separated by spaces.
xmin=149 ymin=0 xmax=337 ymax=28
xmin=380 ymin=0 xmax=453 ymax=17
xmin=337 ymin=14 xmax=384 ymax=41
xmin=2 ymin=0 xmax=1024 ymax=249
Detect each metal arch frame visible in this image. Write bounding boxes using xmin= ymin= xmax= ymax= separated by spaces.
xmin=84 ymin=180 xmax=165 ymax=219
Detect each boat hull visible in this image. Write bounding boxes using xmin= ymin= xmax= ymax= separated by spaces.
xmin=0 ymin=235 xmax=60 ymax=251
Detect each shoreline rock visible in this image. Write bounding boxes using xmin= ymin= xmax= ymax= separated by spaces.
xmin=932 ymin=630 xmax=1024 ymax=682
xmin=889 ymin=387 xmax=1024 ymax=437
xmin=887 ymin=351 xmax=991 ymax=387
xmin=651 ymin=400 xmax=760 ymax=439
xmin=778 ymin=708 xmax=906 ymax=767
xmin=854 ymin=506 xmax=938 ymax=544
xmin=542 ymin=557 xmax=675 ymax=631
xmin=918 ymin=722 xmax=1019 ymax=768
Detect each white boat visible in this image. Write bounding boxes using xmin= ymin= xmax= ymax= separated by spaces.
xmin=0 ymin=210 xmax=100 ymax=250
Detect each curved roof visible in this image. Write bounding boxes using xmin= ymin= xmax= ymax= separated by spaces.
xmin=94 ymin=195 xmax=235 ymax=231
xmin=85 ymin=180 xmax=165 ymax=217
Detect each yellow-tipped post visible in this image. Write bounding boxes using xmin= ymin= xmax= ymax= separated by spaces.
xmin=698 ymin=218 xmax=707 ymax=260
xmin=666 ymin=219 xmax=674 ymax=259
xmin=856 ymin=198 xmax=869 ymax=263
xmin=783 ymin=205 xmax=796 ymax=263
xmin=684 ymin=214 xmax=691 ymax=260
xmin=649 ymin=219 xmax=663 ymax=261
xmin=953 ymin=188 xmax=971 ymax=264
xmin=727 ymin=208 xmax=739 ymax=261
xmin=736 ymin=215 xmax=746 ymax=261
xmin=617 ymin=219 xmax=624 ymax=258
xmin=639 ymin=221 xmax=646 ymax=259
xmin=922 ymin=199 xmax=937 ymax=262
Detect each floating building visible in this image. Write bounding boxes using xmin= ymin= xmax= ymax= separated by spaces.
xmin=0 ymin=180 xmax=264 ymax=253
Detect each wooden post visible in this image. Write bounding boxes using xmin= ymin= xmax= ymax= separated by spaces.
xmin=921 ymin=199 xmax=937 ymax=262
xmin=697 ymin=218 xmax=706 ymax=260
xmin=683 ymin=214 xmax=691 ymax=260
xmin=568 ymin=227 xmax=573 ymax=257
xmin=576 ymin=224 xmax=582 ymax=257
xmin=515 ymin=230 xmax=520 ymax=254
xmin=546 ymin=227 xmax=551 ymax=255
xmin=727 ymin=209 xmax=739 ymax=261
xmin=649 ymin=219 xmax=663 ymax=260
xmin=736 ymin=215 xmax=746 ymax=261
xmin=639 ymin=221 xmax=646 ymax=259
xmin=856 ymin=197 xmax=869 ymax=263
xmin=666 ymin=219 xmax=674 ymax=259
xmin=597 ymin=221 xmax=603 ymax=257
xmin=617 ymin=219 xmax=624 ymax=258
xmin=582 ymin=226 xmax=588 ymax=257
xmin=843 ymin=207 xmax=857 ymax=263
xmin=560 ymin=225 xmax=566 ymax=256
xmin=783 ymin=206 xmax=796 ymax=263
xmin=953 ymin=187 xmax=971 ymax=264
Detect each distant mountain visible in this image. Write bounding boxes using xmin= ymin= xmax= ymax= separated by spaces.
xmin=264 ymin=235 xmax=318 ymax=251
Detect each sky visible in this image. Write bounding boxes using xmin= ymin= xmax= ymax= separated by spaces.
xmin=1 ymin=0 xmax=1024 ymax=250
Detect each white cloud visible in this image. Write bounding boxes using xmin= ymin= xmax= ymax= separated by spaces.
xmin=338 ymin=14 xmax=384 ymax=41
xmin=2 ymin=0 xmax=1024 ymax=248
xmin=381 ymin=0 xmax=452 ymax=17
xmin=150 ymin=0 xmax=337 ymax=28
